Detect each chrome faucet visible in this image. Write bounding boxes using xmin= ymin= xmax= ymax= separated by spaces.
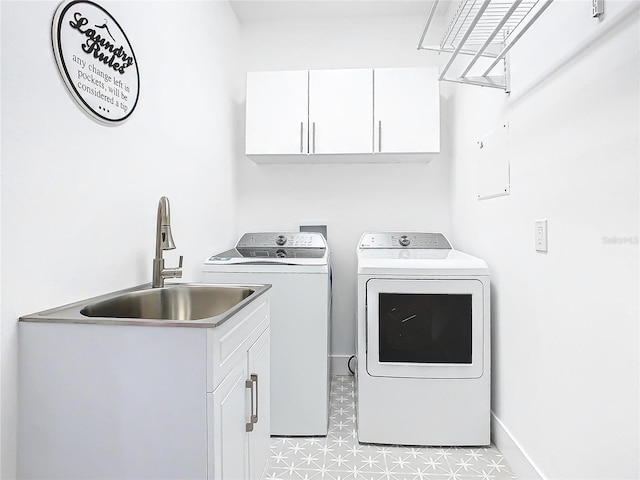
xmin=152 ymin=196 xmax=183 ymax=288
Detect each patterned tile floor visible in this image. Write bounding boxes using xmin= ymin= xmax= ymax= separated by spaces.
xmin=263 ymin=375 xmax=517 ymax=480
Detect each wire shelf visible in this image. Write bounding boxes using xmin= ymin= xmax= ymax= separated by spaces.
xmin=441 ymin=0 xmax=537 ymax=49
xmin=418 ymin=0 xmax=554 ymax=92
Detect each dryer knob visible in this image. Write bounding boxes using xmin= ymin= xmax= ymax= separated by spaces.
xmin=276 ymin=235 xmax=287 ymax=246
xmin=399 ymin=235 xmax=411 ymax=247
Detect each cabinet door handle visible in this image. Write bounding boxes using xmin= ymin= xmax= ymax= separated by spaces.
xmin=378 ymin=120 xmax=382 ymax=152
xmin=245 ymin=374 xmax=258 ymax=432
xmin=300 ymin=122 xmax=304 ymax=153
xmin=252 ymin=374 xmax=259 ymax=424
xmin=312 ymin=122 xmax=316 ymax=153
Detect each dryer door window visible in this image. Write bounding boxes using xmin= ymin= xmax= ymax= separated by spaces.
xmin=366 ymin=278 xmax=485 ymax=379
xmin=378 ymin=293 xmax=473 ymax=364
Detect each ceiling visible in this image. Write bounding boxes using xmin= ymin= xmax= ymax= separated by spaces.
xmin=229 ymin=0 xmax=444 ymax=24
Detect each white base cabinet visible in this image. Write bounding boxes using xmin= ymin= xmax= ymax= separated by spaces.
xmin=18 ymin=295 xmax=270 ymax=480
xmin=209 ymin=327 xmax=270 ymax=480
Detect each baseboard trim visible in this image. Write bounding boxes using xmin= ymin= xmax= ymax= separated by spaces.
xmin=492 ymin=412 xmax=545 ymax=479
xmin=330 ymin=354 xmax=354 ymax=376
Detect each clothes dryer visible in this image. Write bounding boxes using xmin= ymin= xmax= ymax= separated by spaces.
xmin=203 ymin=232 xmax=331 ymax=436
xmin=356 ymin=232 xmax=490 ymax=446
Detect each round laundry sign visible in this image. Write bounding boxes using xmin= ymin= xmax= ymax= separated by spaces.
xmin=52 ymin=0 xmax=139 ymax=125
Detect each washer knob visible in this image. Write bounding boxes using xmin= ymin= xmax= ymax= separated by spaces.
xmin=276 ymin=235 xmax=287 ymax=246
xmin=276 ymin=249 xmax=287 ymax=258
xmin=399 ymin=235 xmax=411 ymax=247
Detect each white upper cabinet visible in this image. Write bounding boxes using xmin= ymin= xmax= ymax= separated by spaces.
xmin=308 ymin=69 xmax=373 ymax=154
xmin=245 ymin=70 xmax=308 ymax=155
xmin=374 ymin=68 xmax=440 ymax=154
xmin=245 ymin=67 xmax=440 ymax=163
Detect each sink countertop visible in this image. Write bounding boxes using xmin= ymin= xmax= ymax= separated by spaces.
xmin=19 ymin=282 xmax=271 ymax=328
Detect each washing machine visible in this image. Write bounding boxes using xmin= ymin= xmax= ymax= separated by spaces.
xmin=356 ymin=232 xmax=490 ymax=446
xmin=203 ymin=232 xmax=331 ymax=436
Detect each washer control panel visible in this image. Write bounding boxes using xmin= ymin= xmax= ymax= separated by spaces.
xmin=359 ymin=232 xmax=451 ymax=249
xmin=237 ymin=232 xmax=326 ymax=248
xmin=235 ymin=232 xmax=327 ymax=258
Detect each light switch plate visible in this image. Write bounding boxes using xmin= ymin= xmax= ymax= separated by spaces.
xmin=535 ymin=220 xmax=548 ymax=252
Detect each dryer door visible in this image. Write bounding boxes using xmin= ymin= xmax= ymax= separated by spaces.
xmin=366 ymin=278 xmax=485 ymax=379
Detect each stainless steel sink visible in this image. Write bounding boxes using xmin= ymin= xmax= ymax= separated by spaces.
xmin=80 ymin=284 xmax=254 ymax=321
xmin=20 ymin=283 xmax=271 ymax=328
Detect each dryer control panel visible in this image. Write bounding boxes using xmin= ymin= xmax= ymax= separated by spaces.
xmin=359 ymin=232 xmax=452 ymax=249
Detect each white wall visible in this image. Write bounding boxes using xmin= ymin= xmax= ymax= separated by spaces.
xmin=238 ymin=15 xmax=451 ymax=369
xmin=0 ymin=1 xmax=241 ymax=477
xmin=4 ymin=1 xmax=638 ymax=478
xmin=448 ymin=1 xmax=639 ymax=478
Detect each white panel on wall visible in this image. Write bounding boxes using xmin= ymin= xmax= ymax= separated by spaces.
xmin=476 ymin=122 xmax=510 ymax=200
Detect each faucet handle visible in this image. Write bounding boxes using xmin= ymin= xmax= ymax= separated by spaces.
xmin=162 ymin=255 xmax=184 ymax=281
xmin=173 ymin=255 xmax=184 ymax=278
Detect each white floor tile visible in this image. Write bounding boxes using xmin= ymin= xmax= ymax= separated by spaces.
xmin=264 ymin=376 xmax=517 ymax=480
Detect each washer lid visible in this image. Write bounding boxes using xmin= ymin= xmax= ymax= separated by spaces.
xmin=204 ymin=249 xmax=329 ymax=266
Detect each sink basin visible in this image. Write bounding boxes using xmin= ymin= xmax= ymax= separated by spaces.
xmin=20 ymin=283 xmax=270 ymax=328
xmin=80 ymin=284 xmax=254 ymax=321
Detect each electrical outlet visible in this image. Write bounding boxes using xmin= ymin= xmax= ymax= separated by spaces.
xmin=535 ymin=220 xmax=548 ymax=252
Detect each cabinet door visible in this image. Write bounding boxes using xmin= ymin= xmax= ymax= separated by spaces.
xmin=246 ymin=71 xmax=308 ymax=155
xmin=247 ymin=328 xmax=271 ymax=480
xmin=374 ymin=68 xmax=440 ymax=153
xmin=309 ymin=69 xmax=373 ymax=154
xmin=210 ymin=363 xmax=249 ymax=480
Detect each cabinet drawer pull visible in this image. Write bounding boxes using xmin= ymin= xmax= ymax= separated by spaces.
xmin=378 ymin=120 xmax=382 ymax=152
xmin=245 ymin=374 xmax=258 ymax=432
xmin=312 ymin=122 xmax=316 ymax=153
